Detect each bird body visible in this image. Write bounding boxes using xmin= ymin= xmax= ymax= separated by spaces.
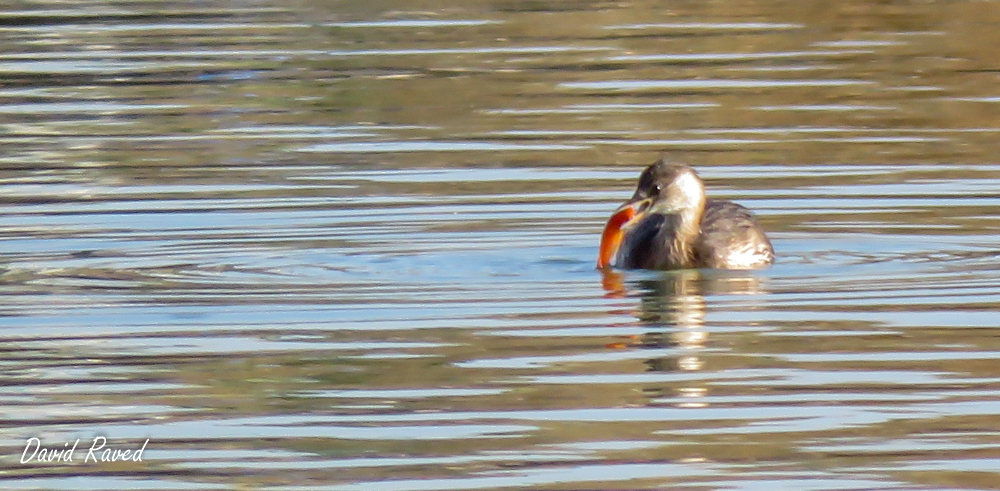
xmin=598 ymin=160 xmax=773 ymax=270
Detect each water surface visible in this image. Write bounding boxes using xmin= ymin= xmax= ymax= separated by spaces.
xmin=3 ymin=1 xmax=1000 ymax=490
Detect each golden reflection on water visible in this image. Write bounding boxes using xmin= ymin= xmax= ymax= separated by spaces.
xmin=604 ymin=268 xmax=768 ymax=410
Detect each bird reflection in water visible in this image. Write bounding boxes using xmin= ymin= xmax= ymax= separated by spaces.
xmin=601 ymin=268 xmax=767 ymax=408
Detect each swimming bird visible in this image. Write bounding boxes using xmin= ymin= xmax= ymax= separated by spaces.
xmin=597 ymin=160 xmax=774 ymax=270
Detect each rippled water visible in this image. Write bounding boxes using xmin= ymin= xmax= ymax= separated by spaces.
xmin=3 ymin=1 xmax=1000 ymax=489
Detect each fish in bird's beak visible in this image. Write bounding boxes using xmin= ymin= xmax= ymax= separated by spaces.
xmin=596 ymin=198 xmax=652 ymax=269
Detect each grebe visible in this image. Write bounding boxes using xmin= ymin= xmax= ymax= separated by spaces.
xmin=597 ymin=160 xmax=774 ymax=270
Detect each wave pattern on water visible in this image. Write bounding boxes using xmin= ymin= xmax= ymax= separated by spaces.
xmin=2 ymin=1 xmax=1000 ymax=490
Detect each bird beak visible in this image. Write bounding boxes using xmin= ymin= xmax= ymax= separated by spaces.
xmin=597 ymin=198 xmax=651 ymax=269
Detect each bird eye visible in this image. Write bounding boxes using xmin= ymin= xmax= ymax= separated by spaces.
xmin=653 ymin=184 xmax=662 ymax=195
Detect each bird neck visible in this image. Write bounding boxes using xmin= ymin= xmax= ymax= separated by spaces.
xmin=664 ymin=209 xmax=702 ymax=266
xmin=676 ymin=206 xmax=702 ymax=237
